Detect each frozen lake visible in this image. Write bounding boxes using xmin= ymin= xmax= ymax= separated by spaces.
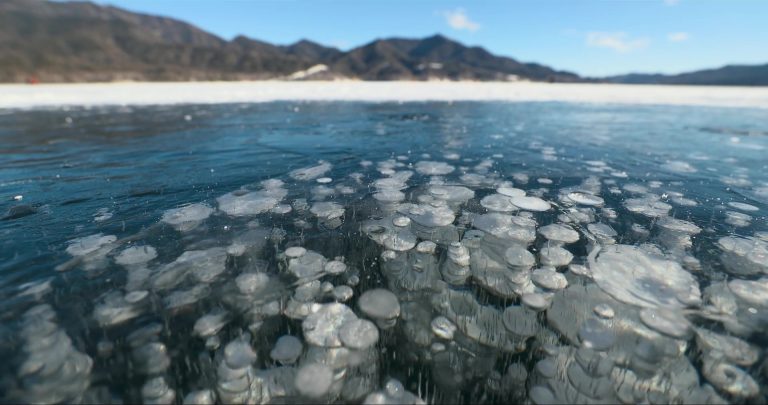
xmin=1 ymin=101 xmax=767 ymax=403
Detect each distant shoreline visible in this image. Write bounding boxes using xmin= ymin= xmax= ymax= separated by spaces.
xmin=1 ymin=81 xmax=767 ymax=110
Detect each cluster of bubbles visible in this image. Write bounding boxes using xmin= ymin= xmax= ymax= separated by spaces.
xmin=2 ymin=150 xmax=767 ymax=404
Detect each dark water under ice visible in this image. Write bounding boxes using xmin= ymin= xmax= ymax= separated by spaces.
xmin=0 ymin=102 xmax=767 ymax=404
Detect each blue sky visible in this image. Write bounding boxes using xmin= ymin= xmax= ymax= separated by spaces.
xmin=94 ymin=0 xmax=767 ymax=76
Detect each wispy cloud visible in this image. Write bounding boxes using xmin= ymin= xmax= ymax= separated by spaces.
xmin=585 ymin=32 xmax=650 ymax=53
xmin=443 ymin=8 xmax=480 ymax=32
xmin=663 ymin=0 xmax=681 ymax=6
xmin=667 ymin=32 xmax=690 ymax=42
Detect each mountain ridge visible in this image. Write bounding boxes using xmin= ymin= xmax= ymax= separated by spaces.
xmin=0 ymin=0 xmax=765 ymax=85
xmin=0 ymin=0 xmax=579 ymax=83
xmin=602 ymin=64 xmax=768 ymax=86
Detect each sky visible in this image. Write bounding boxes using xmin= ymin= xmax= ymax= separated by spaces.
xmin=92 ymin=0 xmax=768 ymax=77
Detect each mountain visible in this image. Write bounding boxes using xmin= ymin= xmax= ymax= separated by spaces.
xmin=0 ymin=0 xmax=316 ymax=82
xmin=604 ymin=64 xmax=768 ymax=86
xmin=330 ymin=35 xmax=580 ymax=81
xmin=281 ymin=39 xmax=343 ymax=63
xmin=0 ymin=0 xmax=579 ymax=83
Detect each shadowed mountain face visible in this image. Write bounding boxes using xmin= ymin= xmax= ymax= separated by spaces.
xmin=0 ymin=0 xmax=579 ymax=83
xmin=604 ymin=64 xmax=768 ymax=86
xmin=329 ymin=35 xmax=580 ymax=81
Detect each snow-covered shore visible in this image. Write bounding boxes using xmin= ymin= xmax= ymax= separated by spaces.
xmin=1 ymin=81 xmax=767 ymax=109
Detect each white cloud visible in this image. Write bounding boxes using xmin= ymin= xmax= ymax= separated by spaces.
xmin=664 ymin=0 xmax=681 ymax=6
xmin=668 ymin=32 xmax=690 ymax=42
xmin=585 ymin=32 xmax=650 ymax=53
xmin=443 ymin=8 xmax=480 ymax=32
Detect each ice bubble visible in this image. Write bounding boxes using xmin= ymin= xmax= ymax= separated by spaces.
xmin=193 ymin=310 xmax=229 ymax=338
xmin=661 ymin=160 xmax=697 ymax=173
xmin=373 ymin=176 xmax=409 ymax=191
xmin=566 ymin=192 xmax=604 ymax=206
xmin=578 ymin=318 xmax=615 ymax=351
xmin=17 ymin=278 xmax=53 ymax=298
xmin=132 ymin=342 xmax=171 ymax=375
xmin=295 ymin=363 xmax=333 ymax=398
xmin=717 ymin=236 xmax=768 ymax=276
xmin=92 ymin=291 xmax=144 ymax=326
xmin=497 ymin=186 xmax=526 ymax=197
xmin=538 ymin=224 xmax=580 ymax=244
xmin=428 ymin=185 xmax=475 ymax=204
xmin=362 ymin=218 xmax=417 ymax=251
xmin=532 ymin=268 xmax=568 ymax=290
xmin=415 ymin=161 xmax=455 ymax=175
xmin=124 ymin=290 xmax=148 ymax=304
xmin=724 ymin=210 xmax=752 ymax=227
xmin=474 ymin=213 xmax=536 ymax=243
xmin=503 ymin=245 xmax=535 ymax=270
xmin=639 ymin=308 xmax=692 ymax=339
xmin=152 ymin=248 xmax=227 ymax=290
xmin=288 ymin=250 xmax=327 ymax=279
xmin=339 ymin=318 xmax=379 ymax=349
xmin=671 ymin=196 xmax=698 ymax=207
xmin=224 ymin=340 xmax=258 ymax=369
xmin=324 ymin=260 xmax=347 ymax=275
xmin=430 ymin=316 xmax=457 ymax=340
xmin=65 ymin=233 xmax=116 ymax=256
xmin=398 ymin=203 xmax=455 ymax=227
xmin=625 ymin=197 xmax=672 ymax=218
xmin=126 ymin=322 xmax=163 ymax=348
xmin=502 ymin=305 xmax=539 ymax=337
xmin=480 ymin=194 xmax=518 ymax=212
xmin=373 ymin=189 xmax=405 ymax=204
xmin=358 ymin=289 xmax=401 ymax=322
xmin=587 ymin=222 xmax=617 ymax=242
xmin=509 ymin=196 xmax=551 ymax=212
xmin=316 ymin=177 xmax=332 ymax=184
xmin=727 ymin=278 xmax=768 ymax=307
xmin=696 ymin=329 xmax=759 ymax=367
xmin=568 ymin=263 xmax=591 ymax=278
xmin=347 ymin=275 xmax=360 ymax=287
xmin=290 ymin=161 xmax=332 ymax=181
xmin=271 ymin=204 xmax=292 ymax=214
xmin=363 ymin=378 xmax=425 ymax=404
xmin=206 ymin=336 xmax=221 ymax=350
xmin=522 ymin=292 xmax=552 ymax=311
xmin=183 ymin=390 xmax=215 ymax=405
xmin=217 ymin=190 xmax=280 ymax=216
xmin=538 ymin=246 xmax=574 ymax=267
xmin=310 ymin=202 xmax=345 ymax=219
xmin=163 ymin=284 xmax=211 ymax=310
xmin=285 ymin=246 xmax=307 ymax=258
xmin=235 ymin=272 xmax=269 ymax=294
xmin=270 ymin=335 xmax=303 ymax=364
xmin=392 ymin=216 xmax=411 ymax=227
xmin=701 ymin=356 xmax=759 ymax=398
xmin=115 ymin=245 xmax=157 ymax=266
xmin=416 ymin=241 xmax=437 ymax=254
xmin=593 ymin=304 xmax=615 ymax=319
xmin=142 ymin=377 xmax=175 ymax=405
xmin=333 ymin=285 xmax=354 ymax=302
xmin=657 ymin=216 xmax=702 ymax=235
xmin=728 ymin=201 xmax=759 ymax=212
xmin=161 ymin=203 xmax=214 ymax=231
xmin=590 ymin=245 xmax=701 ymax=309
xmin=303 ymin=303 xmax=357 ymax=347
